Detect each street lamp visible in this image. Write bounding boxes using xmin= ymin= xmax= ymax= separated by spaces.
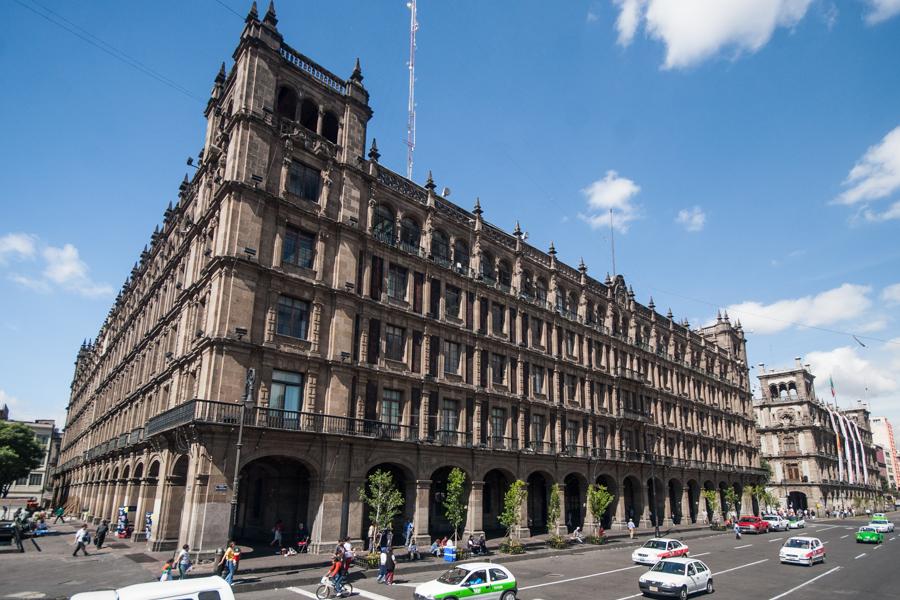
xmin=228 ymin=368 xmax=255 ymax=541
xmin=651 ymin=431 xmax=661 ymax=538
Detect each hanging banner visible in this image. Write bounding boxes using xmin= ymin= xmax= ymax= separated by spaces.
xmin=826 ymin=407 xmax=845 ymax=482
xmin=836 ymin=413 xmax=856 ymax=484
xmin=848 ymin=419 xmax=869 ymax=485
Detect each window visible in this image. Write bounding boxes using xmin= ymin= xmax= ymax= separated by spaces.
xmin=491 ymin=407 xmax=506 ymax=440
xmin=566 ymin=374 xmax=577 ymax=400
xmin=444 ymin=341 xmax=461 ymax=374
xmin=521 ymin=271 xmax=534 ymax=298
xmin=270 ymin=370 xmax=304 ymax=412
xmin=566 ymin=421 xmax=578 ymax=448
xmin=535 ymin=278 xmax=548 ymax=304
xmin=531 ymin=414 xmax=544 ymax=443
xmin=385 ymin=325 xmax=405 ymax=361
xmin=399 ymin=217 xmax=421 ymax=253
xmin=498 ymin=261 xmax=511 ymax=290
xmin=432 ymin=230 xmax=450 ymax=265
xmin=299 ymin=98 xmax=318 ymax=131
xmin=491 ymin=303 xmax=505 ymax=335
xmin=465 ymin=570 xmax=488 ymax=586
xmin=372 ymin=205 xmax=395 ymax=244
xmin=481 ymin=251 xmax=496 ymax=283
xmin=29 ymin=473 xmax=43 ymax=486
xmin=322 ymin=111 xmax=339 ymax=143
xmin=275 ymin=86 xmax=298 ymax=120
xmin=565 ymin=330 xmax=576 ymax=355
xmin=489 ymin=569 xmax=508 ymax=582
xmin=283 ymin=226 xmax=315 ymax=269
xmin=276 ymin=296 xmax=310 ymax=339
xmin=381 ymin=389 xmax=401 ymax=425
xmin=445 ymin=285 xmax=461 ymax=318
xmin=453 ymin=240 xmax=469 ymax=272
xmin=491 ymin=353 xmax=506 ymax=385
xmin=440 ymin=399 xmax=459 ymax=432
xmin=532 ymin=365 xmax=545 ymax=395
xmin=288 ymin=161 xmax=321 ymax=202
xmin=387 ymin=264 xmax=408 ymax=300
xmin=533 ymin=318 xmax=544 ymax=345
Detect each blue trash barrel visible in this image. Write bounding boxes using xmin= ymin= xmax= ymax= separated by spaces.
xmin=443 ymin=546 xmax=457 ymax=562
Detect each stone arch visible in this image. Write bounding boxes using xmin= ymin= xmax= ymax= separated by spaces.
xmin=564 ymin=472 xmax=587 ymax=532
xmin=481 ymin=250 xmax=496 ymax=282
xmin=322 ymin=110 xmax=339 ymax=144
xmin=236 ymin=455 xmax=313 ymax=545
xmin=429 ymin=466 xmax=471 ymax=539
xmin=594 ymin=474 xmax=618 ymax=529
xmin=482 ymin=468 xmax=514 ymax=536
xmin=647 ymin=476 xmax=665 ymax=527
xmin=788 ymin=490 xmax=808 ymax=512
xmin=275 ymin=85 xmax=298 ymax=120
xmin=363 ymin=462 xmax=414 ymax=542
xmin=299 ymin=98 xmax=317 ymax=132
xmin=687 ymin=480 xmax=701 ymax=524
xmin=133 ymin=462 xmax=145 ymax=480
xmin=703 ymin=480 xmax=716 ymax=522
xmin=718 ymin=481 xmax=730 ymax=521
xmin=526 ymin=470 xmax=552 ymax=534
xmin=159 ymin=455 xmax=189 ymax=542
xmin=668 ymin=478 xmax=683 ymax=525
xmin=623 ymin=475 xmax=643 ymax=524
xmin=732 ymin=482 xmax=744 ymax=515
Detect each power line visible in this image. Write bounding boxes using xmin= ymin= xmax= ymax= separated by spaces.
xmin=14 ymin=0 xmax=205 ymax=103
xmin=210 ymin=0 xmax=244 ymax=20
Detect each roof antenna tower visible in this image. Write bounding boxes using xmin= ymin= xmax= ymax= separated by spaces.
xmin=406 ymin=0 xmax=418 ymax=179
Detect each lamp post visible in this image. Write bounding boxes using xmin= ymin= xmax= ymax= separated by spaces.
xmin=228 ymin=368 xmax=255 ymax=541
xmin=651 ymin=431 xmax=661 ymax=538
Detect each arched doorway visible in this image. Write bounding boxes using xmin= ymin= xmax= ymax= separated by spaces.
xmin=161 ymin=457 xmax=188 ymax=541
xmin=668 ymin=479 xmax=683 ymax=525
xmin=594 ymin=474 xmax=618 ymax=529
xmin=482 ymin=469 xmax=513 ymax=536
xmin=564 ymin=473 xmax=586 ymax=532
xmin=429 ymin=466 xmax=470 ymax=539
xmin=236 ymin=456 xmax=311 ymax=544
xmin=733 ymin=483 xmax=744 ymax=516
xmin=788 ymin=491 xmax=808 ymax=512
xmin=647 ymin=477 xmax=665 ymax=527
xmin=718 ymin=481 xmax=730 ymax=521
xmin=527 ymin=472 xmax=550 ymax=534
xmin=623 ymin=475 xmax=643 ymax=523
xmin=687 ymin=480 xmax=701 ymax=524
xmin=703 ymin=480 xmax=716 ymax=522
xmin=363 ymin=463 xmax=411 ymax=542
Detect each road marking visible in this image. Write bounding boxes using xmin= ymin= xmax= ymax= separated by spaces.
xmin=612 ymin=594 xmax=643 ymax=600
xmin=767 ymin=566 xmax=841 ymax=600
xmin=815 ymin=525 xmax=839 ymax=532
xmin=891 ymin=537 xmax=896 ymax=541
xmin=691 ymin=552 xmax=711 ymax=558
xmin=840 ymin=535 xmax=849 ymax=539
xmin=716 ymin=558 xmax=769 ymax=575
xmin=735 ymin=544 xmax=753 ymax=549
xmin=519 ymin=565 xmax=642 ymax=590
xmin=289 ymin=586 xmax=396 ymax=600
xmin=287 ymin=588 xmax=317 ymax=599
xmin=769 ymin=536 xmax=785 ymax=542
xmin=874 ymin=544 xmax=882 ymax=550
xmin=823 ymin=541 xmax=829 ymax=544
xmin=855 ymin=553 xmax=867 ymax=559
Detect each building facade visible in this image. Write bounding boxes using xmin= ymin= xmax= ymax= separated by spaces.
xmin=52 ymin=3 xmax=764 ymax=555
xmin=1 ymin=407 xmax=61 ymax=502
xmin=755 ymin=359 xmax=881 ymax=512
xmin=871 ymin=416 xmax=899 ymax=491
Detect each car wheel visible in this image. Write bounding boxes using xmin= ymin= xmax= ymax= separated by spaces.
xmin=500 ymin=591 xmax=516 ymax=600
xmin=706 ymin=579 xmax=714 ymax=594
xmin=680 ymin=585 xmax=688 ymax=600
xmin=821 ymin=554 xmax=826 ymax=564
xmin=807 ymin=558 xmax=814 ymax=567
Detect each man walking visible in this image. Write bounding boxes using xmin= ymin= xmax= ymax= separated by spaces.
xmin=95 ymin=520 xmax=110 ymax=549
xmin=627 ymin=518 xmax=636 ymax=539
xmin=73 ymin=524 xmax=91 ymax=556
xmin=53 ymin=506 xmax=65 ymax=524
xmin=404 ymin=519 xmax=414 ymax=546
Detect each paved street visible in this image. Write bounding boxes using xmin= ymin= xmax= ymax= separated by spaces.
xmin=239 ymin=518 xmax=897 ymax=600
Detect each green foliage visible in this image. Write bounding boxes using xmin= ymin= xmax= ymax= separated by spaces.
xmin=700 ymin=489 xmax=720 ymax=523
xmin=760 ymin=459 xmax=773 ymax=483
xmin=723 ymin=487 xmax=739 ymax=516
xmin=499 ymin=538 xmax=525 ymax=554
xmin=442 ymin=467 xmax=468 ymax=544
xmin=586 ymin=534 xmax=607 ymax=545
xmin=0 ymin=422 xmax=44 ymax=497
xmin=358 ymin=469 xmax=404 ymax=539
xmin=498 ymin=479 xmax=527 ymax=541
xmin=587 ymin=484 xmax=615 ymax=535
xmin=548 ymin=483 xmax=562 ymax=531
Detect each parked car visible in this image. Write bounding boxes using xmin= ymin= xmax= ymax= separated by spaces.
xmin=856 ymin=526 xmax=884 ymax=544
xmin=631 ymin=538 xmax=690 ymax=565
xmin=779 ymin=536 xmax=826 ymax=566
xmin=71 ymin=576 xmax=234 ymax=600
xmin=787 ymin=516 xmax=806 ymax=529
xmin=737 ymin=515 xmax=770 ymax=534
xmin=761 ymin=515 xmax=789 ymax=531
xmin=638 ymin=557 xmax=713 ymax=599
xmin=414 ymin=563 xmax=517 ymax=600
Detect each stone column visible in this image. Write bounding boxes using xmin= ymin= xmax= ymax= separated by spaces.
xmin=413 ymin=480 xmax=432 ymax=546
xmin=554 ymin=485 xmax=568 ymax=535
xmin=682 ymin=486 xmax=692 ymax=524
xmin=615 ymin=491 xmax=626 ymax=529
xmin=515 ymin=492 xmax=531 ymax=539
xmin=464 ymin=481 xmax=485 ymax=539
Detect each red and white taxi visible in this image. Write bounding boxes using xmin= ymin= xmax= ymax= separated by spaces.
xmin=631 ymin=538 xmax=690 ymax=565
xmin=778 ymin=536 xmax=826 ymax=566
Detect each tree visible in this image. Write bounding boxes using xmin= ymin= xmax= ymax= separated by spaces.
xmin=358 ymin=469 xmax=404 ymax=547
xmin=0 ymin=422 xmax=44 ymax=498
xmin=723 ymin=487 xmax=739 ymax=520
xmin=548 ymin=483 xmax=562 ymax=533
xmin=498 ymin=480 xmax=527 ymax=541
xmin=442 ymin=467 xmax=467 ymax=545
xmin=700 ymin=489 xmax=720 ymax=524
xmin=759 ymin=459 xmax=773 ymax=483
xmin=587 ymin=484 xmax=614 ymax=536
xmin=748 ymin=484 xmax=766 ymax=514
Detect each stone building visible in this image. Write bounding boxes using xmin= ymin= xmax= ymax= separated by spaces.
xmin=1 ymin=407 xmax=61 ymax=502
xmin=871 ymin=416 xmax=899 ymax=491
xmin=51 ymin=3 xmax=764 ymax=554
xmin=755 ymin=359 xmax=881 ymax=512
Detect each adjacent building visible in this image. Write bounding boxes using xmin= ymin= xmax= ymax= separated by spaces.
xmin=755 ymin=359 xmax=881 ymax=512
xmin=51 ymin=3 xmax=765 ymax=555
xmin=1 ymin=406 xmax=61 ymax=502
xmin=871 ymin=416 xmax=899 ymax=491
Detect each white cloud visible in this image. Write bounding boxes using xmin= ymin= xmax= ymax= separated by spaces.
xmin=882 ymin=283 xmax=900 ymax=306
xmin=0 ymin=233 xmax=37 ymax=264
xmin=855 ymin=317 xmax=889 ymax=333
xmin=724 ymin=283 xmax=872 ymax=334
xmin=675 ymin=206 xmax=706 ymax=232
xmin=859 ymin=200 xmax=900 ymax=223
xmin=612 ymin=0 xmax=814 ymax=69
xmin=806 ymin=346 xmax=897 ymax=399
xmin=836 ymin=126 xmax=900 ymax=206
xmin=863 ymin=0 xmax=900 ymax=25
xmin=0 ymin=233 xmax=113 ymax=298
xmin=578 ymin=170 xmax=642 ymax=233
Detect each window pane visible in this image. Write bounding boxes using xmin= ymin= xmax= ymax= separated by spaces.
xmin=387 ymin=265 xmax=408 ymax=300
xmin=289 ymin=162 xmax=321 ymax=201
xmin=385 ymin=325 xmax=405 ymax=361
xmin=276 ymin=296 xmax=310 ymax=338
xmin=283 ymin=227 xmax=315 ymax=269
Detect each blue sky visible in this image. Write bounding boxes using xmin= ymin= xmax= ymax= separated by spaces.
xmin=1 ymin=0 xmax=899 ymax=431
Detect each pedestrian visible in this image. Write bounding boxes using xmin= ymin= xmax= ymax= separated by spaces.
xmin=95 ymin=519 xmax=109 ymax=549
xmin=407 ymin=539 xmax=421 ymax=561
xmin=342 ymin=537 xmax=354 ymax=572
xmin=176 ymin=544 xmax=192 ymax=579
xmin=377 ymin=547 xmax=388 ymax=583
xmin=160 ymin=559 xmax=175 ymax=582
xmin=379 ymin=527 xmax=393 ymax=550
xmin=385 ymin=548 xmax=396 ymax=585
xmin=627 ymin=518 xmax=636 ymax=539
xmin=270 ymin=519 xmax=284 ymax=549
xmin=297 ymin=522 xmax=310 ymax=553
xmin=734 ymin=522 xmax=742 ymax=540
xmin=404 ymin=519 xmax=414 ymax=546
xmin=477 ymin=534 xmax=487 ymax=555
xmin=573 ymin=526 xmax=584 ymax=544
xmin=53 ymin=506 xmax=65 ymax=524
xmin=367 ymin=523 xmax=376 ymax=551
xmin=326 ymin=552 xmax=345 ymax=596
xmin=73 ymin=523 xmax=91 ymax=556
xmin=218 ymin=541 xmax=237 ymax=585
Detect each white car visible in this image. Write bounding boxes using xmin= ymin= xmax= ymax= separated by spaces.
xmin=786 ymin=516 xmax=806 ymax=529
xmin=638 ymin=557 xmax=713 ymax=599
xmin=631 ymin=538 xmax=690 ymax=565
xmin=71 ymin=577 xmax=234 ymax=600
xmin=414 ymin=563 xmax=517 ymax=600
xmin=869 ymin=519 xmax=894 ymax=533
xmin=761 ymin=515 xmax=789 ymax=531
xmin=779 ymin=536 xmax=826 ymax=566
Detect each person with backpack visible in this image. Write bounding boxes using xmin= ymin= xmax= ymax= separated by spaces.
xmin=73 ymin=524 xmax=91 ymax=556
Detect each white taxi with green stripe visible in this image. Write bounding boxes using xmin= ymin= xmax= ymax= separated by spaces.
xmin=413 ymin=563 xmax=517 ymax=600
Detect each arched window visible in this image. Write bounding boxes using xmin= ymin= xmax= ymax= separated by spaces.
xmin=586 ymin=301 xmax=595 ymax=324
xmin=569 ymin=292 xmax=579 ymax=315
xmin=782 ymin=435 xmax=798 ymax=453
xmin=322 ymin=111 xmax=339 ymax=143
xmin=498 ymin=260 xmax=512 ymax=291
xmin=431 ymin=230 xmax=450 ymax=266
xmin=769 ymin=384 xmax=778 ymax=399
xmin=453 ymin=240 xmax=469 ymax=273
xmin=399 ymin=217 xmax=421 ymax=253
xmin=535 ymin=277 xmax=548 ymax=304
xmin=521 ymin=270 xmax=534 ymax=298
xmin=275 ymin=86 xmax=298 ymax=120
xmin=372 ymin=205 xmax=395 ymax=244
xmin=557 ymin=287 xmax=567 ymax=311
xmin=481 ymin=251 xmax=496 ymax=283
xmin=299 ymin=98 xmax=318 ymax=132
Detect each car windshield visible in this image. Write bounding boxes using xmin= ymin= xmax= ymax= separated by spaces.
xmin=859 ymin=527 xmax=874 ymax=532
xmin=643 ymin=540 xmax=668 ymax=550
xmin=650 ymin=561 xmax=686 ymax=575
xmin=788 ymin=517 xmax=800 ymax=521
xmin=871 ymin=519 xmax=888 ymax=524
xmin=784 ymin=539 xmax=810 ymax=549
xmin=438 ymin=568 xmax=470 ymax=585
